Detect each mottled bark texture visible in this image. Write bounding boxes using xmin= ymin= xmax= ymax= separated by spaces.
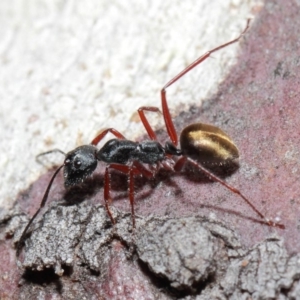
xmin=0 ymin=203 xmax=298 ymax=299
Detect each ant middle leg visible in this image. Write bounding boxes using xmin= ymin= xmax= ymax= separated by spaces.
xmin=104 ymin=162 xmax=156 ymax=227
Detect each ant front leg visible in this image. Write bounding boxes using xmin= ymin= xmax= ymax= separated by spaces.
xmin=92 ymin=128 xmax=126 ymax=221
xmin=104 ymin=162 xmax=155 ymax=227
xmin=103 ymin=165 xmax=116 ymax=225
xmin=104 ymin=164 xmax=140 ymax=224
xmin=91 ymin=128 xmax=126 ymax=146
xmin=104 ymin=164 xmax=137 ymax=227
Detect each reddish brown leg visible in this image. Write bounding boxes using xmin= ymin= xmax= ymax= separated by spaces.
xmin=111 ymin=162 xmax=155 ymax=179
xmin=128 ymin=168 xmax=135 ymax=227
xmin=103 ymin=162 xmax=141 ymax=224
xmin=138 ymin=107 xmax=162 ymax=140
xmin=174 ymin=156 xmax=285 ymax=229
xmin=91 ymin=128 xmax=126 ymax=146
xmin=104 ymin=164 xmax=136 ymax=226
xmin=160 ymin=20 xmax=250 ymax=146
xmin=103 ymin=166 xmax=116 ymax=225
xmin=104 ymin=162 xmax=156 ymax=227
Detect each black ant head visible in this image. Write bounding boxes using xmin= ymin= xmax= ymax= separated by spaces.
xmin=63 ymin=145 xmax=98 ymax=187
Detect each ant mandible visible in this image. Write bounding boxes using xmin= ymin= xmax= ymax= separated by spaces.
xmin=17 ymin=20 xmax=284 ymax=256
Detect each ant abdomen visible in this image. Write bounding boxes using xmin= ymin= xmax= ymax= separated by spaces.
xmin=180 ymin=123 xmax=239 ymax=166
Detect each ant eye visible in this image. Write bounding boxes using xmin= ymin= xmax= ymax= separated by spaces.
xmin=74 ymin=159 xmax=82 ymax=168
xmin=65 ymin=159 xmax=70 ymax=164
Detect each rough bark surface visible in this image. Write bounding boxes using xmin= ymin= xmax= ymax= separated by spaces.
xmin=0 ymin=202 xmax=299 ymax=299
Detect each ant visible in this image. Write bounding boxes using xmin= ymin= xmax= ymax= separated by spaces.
xmin=17 ymin=20 xmax=284 ymax=257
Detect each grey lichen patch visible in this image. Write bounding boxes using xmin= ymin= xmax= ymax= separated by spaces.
xmin=11 ymin=203 xmax=300 ymax=299
xmin=20 ymin=202 xmax=100 ymax=274
xmin=135 ymin=217 xmax=223 ymax=291
xmin=78 ymin=205 xmax=115 ymax=271
xmin=198 ymin=218 xmax=244 ymax=255
xmin=222 ymin=238 xmax=300 ymax=299
xmin=0 ymin=207 xmax=28 ymax=240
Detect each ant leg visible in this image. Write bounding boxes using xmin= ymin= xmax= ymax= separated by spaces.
xmin=174 ymin=156 xmax=285 ymax=229
xmin=103 ymin=164 xmax=136 ymax=226
xmin=128 ymin=167 xmax=135 ymax=227
xmin=110 ymin=162 xmax=154 ymax=178
xmin=106 ymin=162 xmax=156 ymax=227
xmin=17 ymin=164 xmax=64 ymax=256
xmin=160 ymin=20 xmax=250 ymax=146
xmin=103 ymin=163 xmax=146 ymax=225
xmin=36 ymin=149 xmax=66 ymax=164
xmin=91 ymin=128 xmax=126 ymax=146
xmin=103 ymin=166 xmax=116 ymax=225
xmin=132 ymin=161 xmax=157 ymax=178
xmin=174 ymin=156 xmax=187 ymax=172
xmin=138 ymin=106 xmax=162 ymax=140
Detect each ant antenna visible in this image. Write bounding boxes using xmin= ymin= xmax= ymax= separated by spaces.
xmin=17 ymin=164 xmax=64 ymax=256
xmin=36 ymin=149 xmax=66 ymax=164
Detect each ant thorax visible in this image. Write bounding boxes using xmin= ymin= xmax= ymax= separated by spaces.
xmin=97 ymin=139 xmax=165 ymax=165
